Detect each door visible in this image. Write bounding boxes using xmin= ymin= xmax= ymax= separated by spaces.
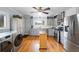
xmin=68 ymin=15 xmax=79 ymax=45
xmin=74 ymin=14 xmax=79 ymax=45
xmin=14 ymin=34 xmax=23 ymax=47
xmin=67 ymin=15 xmax=75 ymax=42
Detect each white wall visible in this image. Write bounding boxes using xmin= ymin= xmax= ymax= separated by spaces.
xmin=65 ymin=7 xmax=77 ymax=17
xmin=23 ymin=15 xmax=32 ymax=35
xmin=33 ymin=17 xmax=47 ymax=29
xmin=65 ymin=7 xmax=79 ymax=17
xmin=25 ymin=19 xmax=32 ymax=35
xmin=0 ymin=9 xmax=11 ymax=33
xmin=0 ymin=8 xmax=28 ymax=35
xmin=8 ymin=8 xmax=32 ymax=35
xmin=47 ymin=19 xmax=54 ymax=26
xmin=32 ymin=13 xmax=47 ymax=29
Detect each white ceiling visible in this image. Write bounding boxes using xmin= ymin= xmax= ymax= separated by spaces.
xmin=1 ymin=7 xmax=71 ymax=17
xmin=12 ymin=7 xmax=71 ymax=17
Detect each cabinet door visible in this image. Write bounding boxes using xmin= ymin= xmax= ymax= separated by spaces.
xmin=30 ymin=29 xmax=39 ymax=35
xmin=60 ymin=31 xmax=64 ymax=45
xmin=48 ymin=29 xmax=54 ymax=36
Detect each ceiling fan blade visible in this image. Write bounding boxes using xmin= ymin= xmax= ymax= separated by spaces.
xmin=33 ymin=7 xmax=41 ymax=12
xmin=33 ymin=7 xmax=38 ymax=10
xmin=42 ymin=12 xmax=49 ymax=14
xmin=43 ymin=7 xmax=50 ymax=11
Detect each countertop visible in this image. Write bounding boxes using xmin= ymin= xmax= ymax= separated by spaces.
xmin=0 ymin=31 xmax=17 ymax=38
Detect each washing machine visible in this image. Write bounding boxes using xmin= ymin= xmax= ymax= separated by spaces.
xmin=12 ymin=32 xmax=23 ymax=52
xmin=0 ymin=34 xmax=13 ymax=52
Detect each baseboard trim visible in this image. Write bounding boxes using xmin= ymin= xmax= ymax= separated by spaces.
xmin=22 ymin=35 xmax=29 ymax=38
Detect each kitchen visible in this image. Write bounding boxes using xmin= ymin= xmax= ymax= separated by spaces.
xmin=0 ymin=7 xmax=79 ymax=52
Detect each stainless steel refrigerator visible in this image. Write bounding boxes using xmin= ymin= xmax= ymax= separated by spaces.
xmin=64 ymin=14 xmax=79 ymax=52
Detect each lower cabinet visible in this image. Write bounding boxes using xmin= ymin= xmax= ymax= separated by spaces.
xmin=30 ymin=29 xmax=40 ymax=35
xmin=60 ymin=31 xmax=64 ymax=45
xmin=48 ymin=29 xmax=54 ymax=36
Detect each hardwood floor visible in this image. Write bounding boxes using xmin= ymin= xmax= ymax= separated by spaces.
xmin=18 ymin=36 xmax=64 ymax=52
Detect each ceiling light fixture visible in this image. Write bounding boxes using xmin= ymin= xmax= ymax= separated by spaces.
xmin=38 ymin=12 xmax=42 ymax=16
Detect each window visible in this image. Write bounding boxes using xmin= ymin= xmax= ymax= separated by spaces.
xmin=0 ymin=15 xmax=4 ymax=27
xmin=0 ymin=15 xmax=6 ymax=29
xmin=35 ymin=20 xmax=44 ymax=25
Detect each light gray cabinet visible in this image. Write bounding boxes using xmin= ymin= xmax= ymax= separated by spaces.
xmin=48 ymin=29 xmax=54 ymax=36
xmin=30 ymin=29 xmax=39 ymax=35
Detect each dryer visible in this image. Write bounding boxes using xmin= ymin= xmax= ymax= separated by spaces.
xmin=11 ymin=17 xmax=24 ymax=52
xmin=12 ymin=32 xmax=23 ymax=52
xmin=0 ymin=34 xmax=13 ymax=52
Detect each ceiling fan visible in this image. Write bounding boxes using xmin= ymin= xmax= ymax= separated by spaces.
xmin=32 ymin=7 xmax=50 ymax=14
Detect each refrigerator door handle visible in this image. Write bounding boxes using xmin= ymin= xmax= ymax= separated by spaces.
xmin=65 ymin=26 xmax=69 ymax=32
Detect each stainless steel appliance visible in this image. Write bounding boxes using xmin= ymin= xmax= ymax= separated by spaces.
xmin=64 ymin=14 xmax=79 ymax=52
xmin=54 ymin=26 xmax=64 ymax=43
xmin=12 ymin=33 xmax=23 ymax=52
xmin=0 ymin=35 xmax=13 ymax=52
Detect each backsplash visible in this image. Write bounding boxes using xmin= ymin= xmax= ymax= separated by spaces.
xmin=0 ymin=29 xmax=10 ymax=33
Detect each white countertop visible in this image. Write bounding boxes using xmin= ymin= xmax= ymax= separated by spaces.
xmin=33 ymin=26 xmax=53 ymax=29
xmin=0 ymin=31 xmax=17 ymax=38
